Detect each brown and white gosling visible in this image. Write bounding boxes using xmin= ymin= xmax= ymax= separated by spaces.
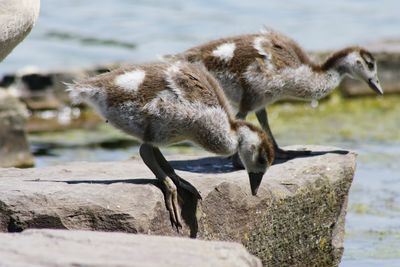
xmin=67 ymin=61 xmax=274 ymax=229
xmin=171 ymin=28 xmax=383 ymax=162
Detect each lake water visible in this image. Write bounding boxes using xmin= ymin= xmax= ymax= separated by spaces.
xmin=2 ymin=0 xmax=400 ymax=266
xmin=1 ymin=0 xmax=400 ymax=73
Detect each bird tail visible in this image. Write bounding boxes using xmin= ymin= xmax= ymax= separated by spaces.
xmin=65 ymin=81 xmax=103 ymax=105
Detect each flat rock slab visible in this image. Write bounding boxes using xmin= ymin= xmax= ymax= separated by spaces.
xmin=0 ymin=145 xmax=356 ymax=266
xmin=0 ymin=229 xmax=261 ymax=267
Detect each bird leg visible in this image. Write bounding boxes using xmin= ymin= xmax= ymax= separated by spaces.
xmin=152 ymin=147 xmax=202 ymax=200
xmin=139 ymin=144 xmax=183 ymax=230
xmin=255 ymin=108 xmax=311 ymax=160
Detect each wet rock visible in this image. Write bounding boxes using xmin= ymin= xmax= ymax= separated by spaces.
xmin=13 ymin=69 xmax=88 ymax=111
xmin=0 ymin=145 xmax=356 ymax=266
xmin=0 ymin=69 xmax=103 ymax=132
xmin=3 ymin=64 xmax=124 ymax=111
xmin=0 ymin=229 xmax=261 ymax=267
xmin=0 ymin=90 xmax=33 ymax=167
xmin=0 ymin=65 xmax=123 ymax=132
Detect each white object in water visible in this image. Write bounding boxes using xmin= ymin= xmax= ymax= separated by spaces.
xmin=0 ymin=0 xmax=41 ymax=62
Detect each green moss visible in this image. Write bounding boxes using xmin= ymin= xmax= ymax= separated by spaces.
xmin=29 ymin=94 xmax=400 ymax=151
xmin=29 ymin=123 xmax=202 ymax=155
xmin=319 ymin=237 xmax=328 ymax=250
xmin=28 ymin=124 xmax=136 ymax=147
xmin=348 ymin=203 xmax=385 ymax=216
xmin=345 ymin=230 xmax=400 ymax=259
xmin=248 ymin=94 xmax=400 ymax=145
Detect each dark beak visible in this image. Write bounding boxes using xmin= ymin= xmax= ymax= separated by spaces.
xmin=368 ymin=78 xmax=383 ymax=95
xmin=249 ymin=172 xmax=264 ymax=196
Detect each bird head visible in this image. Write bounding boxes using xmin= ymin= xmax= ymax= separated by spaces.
xmin=236 ymin=123 xmax=274 ymax=196
xmin=336 ymin=48 xmax=383 ymax=95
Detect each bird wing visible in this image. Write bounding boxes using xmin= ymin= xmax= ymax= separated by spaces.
xmin=258 ymin=31 xmax=313 ymax=70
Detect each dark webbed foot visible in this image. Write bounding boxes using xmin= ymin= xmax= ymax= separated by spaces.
xmin=169 ymin=173 xmax=202 ymax=200
xmin=166 ymin=174 xmax=202 ymax=231
xmin=254 ymin=109 xmax=312 ymax=161
xmin=161 ymin=177 xmax=183 ymax=230
xmin=140 ymin=144 xmax=201 ymax=231
xmin=164 ymin=173 xmax=202 ymax=232
xmin=152 ymin=146 xmax=202 ymax=201
xmin=274 ymin=147 xmax=312 ymax=160
xmin=161 ymin=174 xmax=202 ymax=231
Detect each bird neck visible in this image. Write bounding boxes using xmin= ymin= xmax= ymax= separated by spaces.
xmin=285 ymin=49 xmax=360 ymax=101
xmin=283 ymin=65 xmax=343 ymax=101
xmin=231 ymin=121 xmax=261 ymax=152
xmin=318 ymin=47 xmax=358 ymax=74
xmin=191 ymin=110 xmax=239 ymax=156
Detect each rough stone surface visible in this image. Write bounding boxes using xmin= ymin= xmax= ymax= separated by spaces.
xmin=0 ymin=90 xmax=33 ymax=167
xmin=0 ymin=229 xmax=261 ymax=267
xmin=0 ymin=145 xmax=356 ymax=266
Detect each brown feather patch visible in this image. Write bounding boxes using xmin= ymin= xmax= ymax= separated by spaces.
xmin=319 ymin=46 xmax=365 ymax=71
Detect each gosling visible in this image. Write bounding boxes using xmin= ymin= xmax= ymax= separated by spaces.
xmin=171 ymin=28 xmax=383 ymax=163
xmin=67 ymin=61 xmax=274 ymax=229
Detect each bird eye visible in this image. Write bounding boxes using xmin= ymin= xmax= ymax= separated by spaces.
xmin=367 ymin=62 xmax=374 ymax=70
xmin=258 ymin=154 xmax=267 ymax=165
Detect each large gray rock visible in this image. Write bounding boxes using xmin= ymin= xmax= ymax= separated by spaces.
xmin=0 ymin=90 xmax=33 ymax=167
xmin=0 ymin=229 xmax=261 ymax=267
xmin=0 ymin=146 xmax=356 ymax=266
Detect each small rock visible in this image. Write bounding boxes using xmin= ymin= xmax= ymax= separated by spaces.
xmin=0 ymin=90 xmax=33 ymax=167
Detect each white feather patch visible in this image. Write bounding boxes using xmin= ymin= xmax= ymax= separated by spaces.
xmin=66 ymin=83 xmax=105 ymax=105
xmin=165 ymin=62 xmax=183 ymax=97
xmin=115 ymin=70 xmax=146 ymax=92
xmin=212 ymin=43 xmax=236 ymax=62
xmin=253 ymin=37 xmax=273 ymax=70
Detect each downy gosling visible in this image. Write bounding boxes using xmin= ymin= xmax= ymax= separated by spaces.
xmin=67 ymin=61 xmax=274 ymax=229
xmin=171 ymin=28 xmax=383 ymax=164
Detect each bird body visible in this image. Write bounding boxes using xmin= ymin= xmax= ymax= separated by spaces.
xmin=68 ymin=61 xmax=274 ymax=229
xmin=0 ymin=0 xmax=40 ymax=61
xmin=173 ymin=29 xmax=383 ymax=160
xmin=69 ymin=62 xmax=272 ymax=157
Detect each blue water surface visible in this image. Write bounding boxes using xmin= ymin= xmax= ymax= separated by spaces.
xmin=1 ymin=0 xmax=399 ymax=72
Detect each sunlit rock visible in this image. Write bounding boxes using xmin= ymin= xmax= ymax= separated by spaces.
xmin=0 ymin=146 xmax=356 ymax=266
